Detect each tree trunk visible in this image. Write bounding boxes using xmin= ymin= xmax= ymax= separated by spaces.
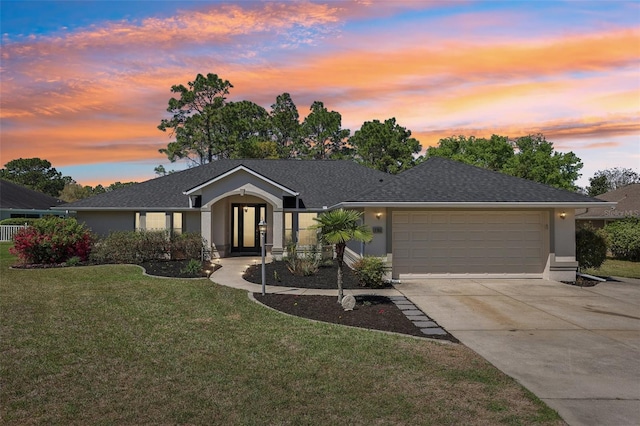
xmin=336 ymin=243 xmax=345 ymax=303
xmin=337 ymin=261 xmax=343 ymax=303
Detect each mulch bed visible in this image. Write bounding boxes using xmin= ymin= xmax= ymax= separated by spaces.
xmin=243 ymin=260 xmax=392 ymax=289
xmin=139 ymin=259 xmax=220 ymax=278
xmin=254 ymin=293 xmax=449 ymax=339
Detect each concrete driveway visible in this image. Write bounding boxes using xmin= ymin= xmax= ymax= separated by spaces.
xmin=397 ymin=278 xmax=640 ymax=426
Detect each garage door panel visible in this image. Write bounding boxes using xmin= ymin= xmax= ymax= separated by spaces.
xmin=411 ymin=212 xmax=430 ymax=224
xmin=413 ymin=231 xmax=429 ymax=241
xmin=393 ymin=210 xmax=547 ymax=276
xmin=394 ymin=212 xmax=410 ymax=224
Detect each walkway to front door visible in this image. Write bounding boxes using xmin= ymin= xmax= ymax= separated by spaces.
xmin=231 ymin=204 xmax=266 ymax=254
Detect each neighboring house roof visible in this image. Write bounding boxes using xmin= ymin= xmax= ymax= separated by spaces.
xmin=576 ymin=183 xmax=640 ymax=220
xmin=341 ymin=157 xmax=607 ymax=207
xmin=58 ymin=159 xmax=391 ymax=210
xmin=0 ymin=179 xmax=64 ymax=210
xmin=56 ymin=157 xmax=608 ymax=211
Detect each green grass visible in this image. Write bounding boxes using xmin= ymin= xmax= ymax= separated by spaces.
xmin=0 ymin=242 xmax=563 ymax=425
xmin=585 ymin=258 xmax=640 ymax=279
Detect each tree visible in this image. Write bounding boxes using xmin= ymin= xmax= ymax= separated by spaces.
xmin=301 ymin=101 xmax=350 ymax=159
xmin=217 ymin=100 xmax=270 ymax=159
xmin=269 ymin=93 xmax=302 ymax=158
xmin=349 ymin=118 xmax=422 ymax=174
xmin=428 ymin=133 xmax=583 ymax=191
xmin=586 ymin=168 xmax=640 ymax=196
xmin=502 ymin=134 xmax=583 ymax=191
xmin=154 ymin=165 xmax=175 ymax=177
xmin=311 ymin=209 xmax=373 ymax=303
xmin=105 ymin=182 xmax=137 ymax=191
xmin=59 ymin=183 xmax=93 ymax=202
xmin=158 ymin=73 xmax=233 ymax=165
xmin=0 ymin=158 xmax=71 ymax=197
xmin=604 ymin=218 xmax=640 ymax=261
xmin=426 ymin=135 xmax=513 ymax=171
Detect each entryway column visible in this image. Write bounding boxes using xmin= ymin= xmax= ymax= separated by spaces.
xmin=272 ymin=208 xmax=284 ymax=260
xmin=201 ymin=209 xmax=212 ymax=253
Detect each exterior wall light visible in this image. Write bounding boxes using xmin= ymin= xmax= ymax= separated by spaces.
xmin=376 ymin=212 xmax=382 ymax=220
xmin=560 ymin=211 xmax=566 ymax=220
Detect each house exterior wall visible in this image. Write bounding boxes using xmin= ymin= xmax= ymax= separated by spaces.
xmin=76 ymin=211 xmax=134 ymax=236
xmin=184 ymin=211 xmax=200 ymax=234
xmin=543 ymin=208 xmax=578 ymax=282
xmin=363 ymin=207 xmax=387 ymax=257
xmin=200 ymin=171 xmax=286 ymax=207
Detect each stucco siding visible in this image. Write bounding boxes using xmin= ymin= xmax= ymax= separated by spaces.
xmin=76 ymin=211 xmax=134 ymax=236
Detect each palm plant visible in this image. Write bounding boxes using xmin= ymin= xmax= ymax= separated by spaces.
xmin=311 ymin=209 xmax=373 ymax=302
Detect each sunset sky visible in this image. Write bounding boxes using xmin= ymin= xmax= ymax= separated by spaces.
xmin=2 ymin=0 xmax=639 ymax=189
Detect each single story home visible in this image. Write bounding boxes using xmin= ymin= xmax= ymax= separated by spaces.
xmin=56 ymin=157 xmax=613 ymax=282
xmin=0 ymin=179 xmax=65 ymax=220
xmin=576 ymin=183 xmax=639 ymax=228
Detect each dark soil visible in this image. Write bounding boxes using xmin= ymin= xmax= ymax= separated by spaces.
xmin=254 ymin=293 xmax=457 ymax=341
xmin=139 ymin=259 xmax=219 ymax=279
xmin=243 ymin=260 xmax=392 ymax=289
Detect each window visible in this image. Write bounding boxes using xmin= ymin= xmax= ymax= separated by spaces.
xmin=172 ymin=212 xmax=183 ymax=235
xmin=298 ymin=213 xmax=317 ymax=245
xmin=284 ymin=213 xmax=293 ymax=244
xmin=145 ymin=212 xmax=166 ymax=230
xmin=284 ymin=212 xmax=317 ymax=246
xmin=135 ymin=212 xmax=183 ymax=234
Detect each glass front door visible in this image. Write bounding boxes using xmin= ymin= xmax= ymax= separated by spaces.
xmin=232 ymin=204 xmax=266 ymax=253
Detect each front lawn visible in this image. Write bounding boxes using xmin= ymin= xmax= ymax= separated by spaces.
xmin=585 ymin=258 xmax=640 ymax=279
xmin=0 ymin=242 xmax=563 ymax=425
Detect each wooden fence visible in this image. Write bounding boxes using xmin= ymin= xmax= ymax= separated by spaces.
xmin=0 ymin=225 xmax=27 ymax=242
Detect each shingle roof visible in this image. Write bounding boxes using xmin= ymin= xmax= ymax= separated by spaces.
xmin=0 ymin=179 xmax=64 ymax=210
xmin=58 ymin=157 xmax=607 ymax=211
xmin=347 ymin=156 xmax=605 ymax=204
xmin=576 ymin=183 xmax=640 ymax=219
xmin=59 ymin=159 xmax=391 ymax=210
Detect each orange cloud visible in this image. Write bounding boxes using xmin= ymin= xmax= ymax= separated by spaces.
xmin=411 ymin=115 xmax=639 ymax=153
xmin=2 ymin=1 xmax=638 ymax=174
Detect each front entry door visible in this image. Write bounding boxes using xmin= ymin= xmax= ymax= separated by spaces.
xmin=232 ymin=204 xmax=266 ymax=254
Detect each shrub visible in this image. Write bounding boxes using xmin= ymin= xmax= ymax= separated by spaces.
xmin=91 ymin=230 xmax=207 ymax=264
xmin=604 ymin=218 xmax=640 ymax=261
xmin=171 ymin=232 xmax=207 ymax=260
xmin=575 ymin=224 xmax=608 ymax=270
xmin=91 ymin=230 xmax=170 ymax=264
xmin=10 ymin=217 xmax=93 ymax=265
xmin=352 ymin=256 xmax=390 ymax=288
xmin=65 ymin=256 xmax=82 ymax=267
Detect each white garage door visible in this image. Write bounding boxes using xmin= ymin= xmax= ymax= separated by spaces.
xmin=392 ymin=211 xmax=548 ymax=277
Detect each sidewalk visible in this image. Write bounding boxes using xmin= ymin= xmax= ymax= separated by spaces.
xmin=210 ymin=255 xmax=401 ymax=297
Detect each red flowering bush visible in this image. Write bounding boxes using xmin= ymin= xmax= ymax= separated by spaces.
xmin=10 ymin=217 xmax=94 ymax=265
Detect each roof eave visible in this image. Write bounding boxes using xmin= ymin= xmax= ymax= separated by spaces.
xmin=51 ymin=206 xmax=191 ymax=211
xmin=333 ymin=201 xmax=618 ymax=209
